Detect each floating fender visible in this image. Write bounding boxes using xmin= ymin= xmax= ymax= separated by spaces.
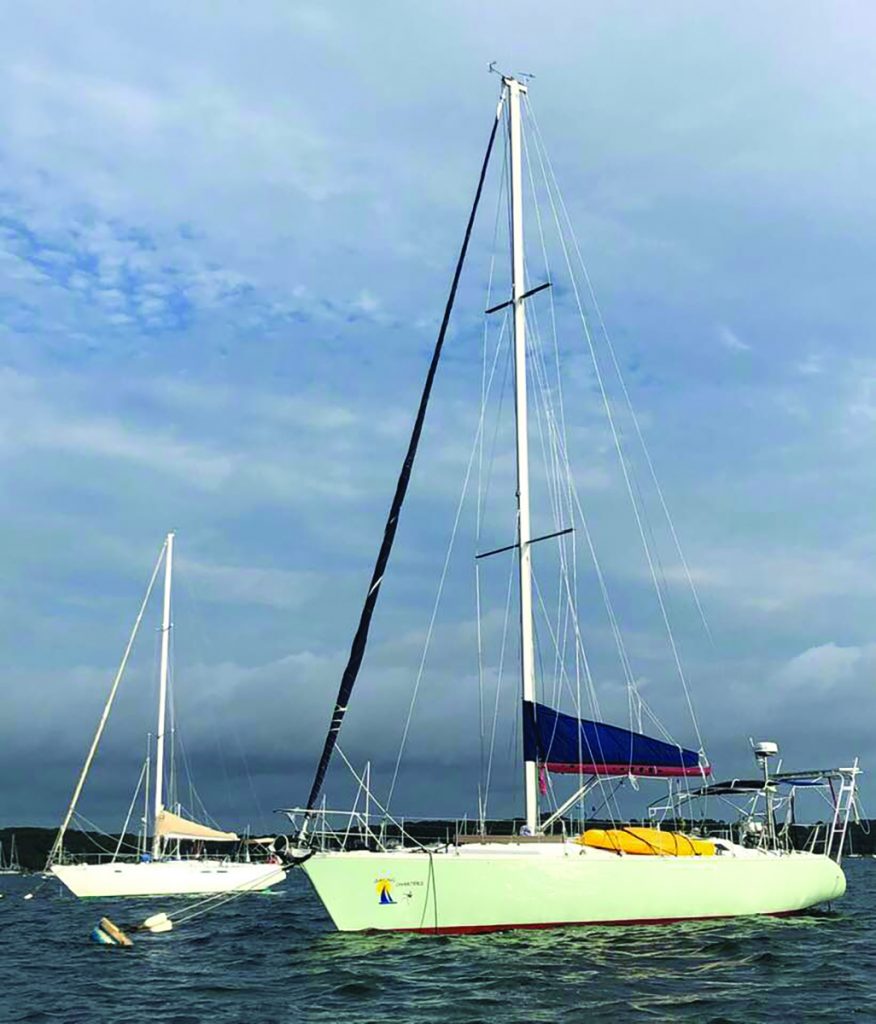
xmin=92 ymin=917 xmax=133 ymax=947
xmin=141 ymin=913 xmax=173 ymax=933
xmin=150 ymin=919 xmax=173 ymax=934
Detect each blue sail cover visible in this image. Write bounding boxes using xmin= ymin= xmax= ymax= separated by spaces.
xmin=523 ymin=701 xmax=708 ymax=778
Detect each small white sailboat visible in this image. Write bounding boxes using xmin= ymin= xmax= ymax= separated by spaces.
xmin=48 ymin=533 xmax=285 ymax=898
xmin=0 ymin=835 xmax=21 ymax=875
xmin=283 ymin=74 xmax=860 ymax=933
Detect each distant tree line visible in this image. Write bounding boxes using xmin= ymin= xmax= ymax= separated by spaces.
xmin=2 ymin=820 xmax=874 ymax=871
xmin=1 ymin=827 xmax=141 ymax=871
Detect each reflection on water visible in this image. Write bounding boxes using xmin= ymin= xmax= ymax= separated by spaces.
xmin=0 ymin=863 xmax=873 ymax=1023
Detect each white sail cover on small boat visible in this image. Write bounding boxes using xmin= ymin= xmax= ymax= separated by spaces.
xmin=155 ymin=809 xmax=239 ymax=842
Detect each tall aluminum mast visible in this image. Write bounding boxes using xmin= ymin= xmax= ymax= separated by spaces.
xmin=506 ymin=76 xmax=539 ymax=833
xmin=152 ymin=531 xmax=174 ymax=858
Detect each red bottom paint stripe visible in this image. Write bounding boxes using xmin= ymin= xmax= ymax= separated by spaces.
xmin=372 ymin=908 xmax=805 ymax=935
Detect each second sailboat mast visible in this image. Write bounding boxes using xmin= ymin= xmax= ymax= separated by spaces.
xmin=152 ymin=530 xmax=174 ymax=857
xmin=506 ymin=77 xmax=539 ymax=834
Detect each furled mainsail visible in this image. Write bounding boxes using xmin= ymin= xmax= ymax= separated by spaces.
xmin=523 ymin=701 xmax=708 ymax=778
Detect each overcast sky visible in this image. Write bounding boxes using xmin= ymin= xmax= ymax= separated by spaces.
xmin=2 ymin=2 xmax=876 ymax=833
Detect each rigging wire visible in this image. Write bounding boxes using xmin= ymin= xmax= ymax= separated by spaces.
xmin=522 ymin=125 xmax=577 ymax=684
xmin=477 ymin=338 xmax=515 ymax=818
xmin=71 ymin=811 xmax=136 ymax=856
xmin=481 ymin=547 xmax=518 ymax=822
xmin=176 ymin=567 xmax=268 ymax=831
xmin=522 ymin=93 xmax=707 ymax=763
xmin=521 ymin=116 xmax=619 ymax=821
xmin=530 ymin=570 xmax=623 ymax=824
xmin=111 ymin=755 xmax=149 ymax=863
xmin=48 ymin=538 xmax=166 ymax=867
xmin=306 ymin=97 xmax=506 ymax=813
xmin=477 ymin=129 xmax=509 ymax=815
xmin=521 ymin=232 xmax=622 ymax=818
xmin=386 ymin=284 xmax=514 ymax=812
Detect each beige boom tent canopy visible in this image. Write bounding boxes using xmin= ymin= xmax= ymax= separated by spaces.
xmin=155 ymin=809 xmax=239 ymax=843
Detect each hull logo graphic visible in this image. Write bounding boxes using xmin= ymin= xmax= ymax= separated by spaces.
xmin=376 ymin=877 xmax=396 ymax=905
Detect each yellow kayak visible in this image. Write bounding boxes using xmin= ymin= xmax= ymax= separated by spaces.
xmin=577 ymin=827 xmax=716 ymax=857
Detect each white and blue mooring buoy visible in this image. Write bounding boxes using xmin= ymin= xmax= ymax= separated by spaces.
xmin=90 ymin=917 xmax=133 ymax=947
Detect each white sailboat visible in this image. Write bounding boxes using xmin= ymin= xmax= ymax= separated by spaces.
xmin=283 ymin=74 xmax=859 ymax=933
xmin=0 ymin=835 xmax=21 ymax=875
xmin=48 ymin=533 xmax=285 ymax=898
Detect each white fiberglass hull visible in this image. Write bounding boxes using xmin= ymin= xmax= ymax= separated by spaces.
xmin=301 ymin=841 xmax=845 ymax=933
xmin=50 ymin=859 xmax=286 ymax=898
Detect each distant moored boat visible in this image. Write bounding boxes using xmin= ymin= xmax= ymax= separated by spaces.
xmin=47 ymin=533 xmax=285 ymax=898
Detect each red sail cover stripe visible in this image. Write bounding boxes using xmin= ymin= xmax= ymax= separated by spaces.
xmin=545 ymin=762 xmax=710 ymax=778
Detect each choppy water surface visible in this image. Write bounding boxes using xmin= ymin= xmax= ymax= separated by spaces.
xmin=1 ymin=861 xmax=873 ymax=1023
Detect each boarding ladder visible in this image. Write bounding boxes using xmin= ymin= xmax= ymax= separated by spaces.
xmin=825 ymin=759 xmax=860 ymax=862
